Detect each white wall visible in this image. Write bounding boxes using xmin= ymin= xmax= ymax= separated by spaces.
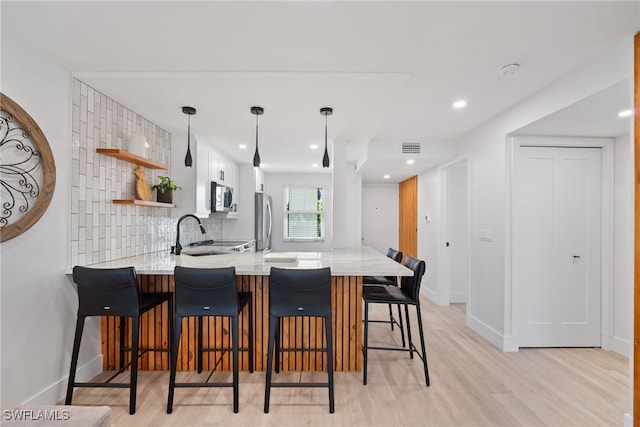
xmin=361 ymin=185 xmax=398 ymax=254
xmin=265 ymin=173 xmax=332 ymax=252
xmin=220 ymin=164 xmax=256 ymax=241
xmin=613 ymin=133 xmax=633 ymax=357
xmin=1 ymin=33 xmax=102 ymax=404
xmin=417 ymin=169 xmax=441 ymax=302
xmin=332 ymin=141 xmax=362 ymax=249
xmin=453 ymin=38 xmax=633 ymax=350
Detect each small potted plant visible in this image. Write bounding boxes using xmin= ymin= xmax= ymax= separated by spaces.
xmin=152 ymin=176 xmax=180 ymax=204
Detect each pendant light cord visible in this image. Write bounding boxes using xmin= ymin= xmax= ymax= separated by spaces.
xmin=324 ymin=114 xmax=328 ymax=149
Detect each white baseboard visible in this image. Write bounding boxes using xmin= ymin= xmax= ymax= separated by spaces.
xmin=609 ymin=336 xmax=631 ymax=358
xmin=449 ymin=292 xmax=467 ymax=303
xmin=502 ymin=334 xmax=519 ymax=352
xmin=466 ymin=314 xmax=509 ymax=351
xmin=420 ymin=287 xmax=448 ymax=306
xmin=22 ymin=355 xmax=103 ymax=405
xmin=623 ymin=413 xmax=632 ymax=427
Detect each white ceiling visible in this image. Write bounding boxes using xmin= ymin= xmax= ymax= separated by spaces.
xmin=2 ymin=1 xmax=638 ymax=183
xmin=515 ymin=79 xmax=633 ymax=138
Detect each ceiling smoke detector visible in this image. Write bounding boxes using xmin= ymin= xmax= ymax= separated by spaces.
xmin=498 ymin=63 xmax=521 ymax=76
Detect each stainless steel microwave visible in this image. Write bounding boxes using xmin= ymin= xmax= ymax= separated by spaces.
xmin=211 ymin=181 xmax=233 ymax=212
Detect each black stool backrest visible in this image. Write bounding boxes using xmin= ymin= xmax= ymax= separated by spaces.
xmin=269 ymin=267 xmax=332 ymax=317
xmin=387 ymin=248 xmax=402 ymax=263
xmin=385 ymin=248 xmax=403 ymax=284
xmin=72 ymin=266 xmax=141 ymax=317
xmin=174 ymin=266 xmax=238 ymax=317
xmin=400 ymin=256 xmax=426 ymax=302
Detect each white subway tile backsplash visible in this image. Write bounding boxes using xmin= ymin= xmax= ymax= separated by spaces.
xmin=70 ymin=78 xmax=176 ymax=266
xmin=80 ymin=95 xmax=87 ymax=124
xmin=72 ymin=105 xmax=80 ymax=133
xmin=87 ymin=89 xmax=94 ymax=113
xmin=68 ymin=79 xmax=225 ymax=267
xmin=71 ymin=214 xmax=79 ymax=241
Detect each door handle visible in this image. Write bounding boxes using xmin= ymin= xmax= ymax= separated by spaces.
xmin=573 ymin=255 xmax=580 ymax=259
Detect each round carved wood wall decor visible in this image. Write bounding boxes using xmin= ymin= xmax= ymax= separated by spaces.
xmin=0 ymin=93 xmax=56 ymax=242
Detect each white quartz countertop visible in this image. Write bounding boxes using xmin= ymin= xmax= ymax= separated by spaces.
xmin=70 ymin=247 xmax=413 ymax=276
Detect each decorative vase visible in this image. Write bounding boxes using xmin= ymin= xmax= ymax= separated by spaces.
xmin=156 ymin=189 xmax=173 ymax=204
xmin=129 ymin=131 xmax=148 ymax=158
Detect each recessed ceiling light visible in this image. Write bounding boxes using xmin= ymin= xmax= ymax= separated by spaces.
xmin=312 ymin=163 xmax=318 ymax=168
xmin=310 ymin=144 xmax=319 ymax=150
xmin=383 ymin=174 xmax=390 ymax=179
xmin=453 ymin=100 xmax=467 ymax=109
xmin=239 ymin=144 xmax=247 ymax=149
xmin=406 ymin=159 xmax=415 ymax=165
xmin=618 ymin=109 xmax=633 ymax=118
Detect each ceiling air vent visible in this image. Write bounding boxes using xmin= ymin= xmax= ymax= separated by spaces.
xmin=401 ymin=142 xmax=421 ymax=155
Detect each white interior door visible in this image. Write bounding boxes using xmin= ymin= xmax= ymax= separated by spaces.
xmin=361 ymin=185 xmax=398 ymax=254
xmin=515 ymin=146 xmax=602 ymax=347
xmin=443 ymin=160 xmax=469 ymax=303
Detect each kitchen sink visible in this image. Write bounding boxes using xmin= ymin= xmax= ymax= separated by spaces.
xmin=182 ymin=250 xmax=229 ymax=256
xmin=187 ymin=239 xmax=216 ymax=247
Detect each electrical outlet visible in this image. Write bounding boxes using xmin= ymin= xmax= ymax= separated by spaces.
xmin=479 ymin=229 xmax=492 ymax=242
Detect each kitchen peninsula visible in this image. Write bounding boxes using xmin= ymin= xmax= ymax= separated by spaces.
xmin=75 ymin=247 xmax=411 ymax=373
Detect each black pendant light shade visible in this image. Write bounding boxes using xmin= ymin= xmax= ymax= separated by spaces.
xmin=320 ymin=107 xmax=333 ymax=168
xmin=182 ymin=106 xmax=196 ymax=167
xmin=251 ymin=106 xmax=264 ymax=167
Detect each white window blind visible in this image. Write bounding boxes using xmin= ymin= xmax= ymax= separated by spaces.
xmin=285 ymin=186 xmax=324 ymax=239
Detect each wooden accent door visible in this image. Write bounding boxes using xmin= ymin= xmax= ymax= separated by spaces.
xmin=399 ymin=176 xmax=418 ymax=259
xmin=633 ymin=32 xmax=639 ymax=426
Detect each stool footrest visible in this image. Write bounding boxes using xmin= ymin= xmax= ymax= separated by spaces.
xmin=366 ymin=345 xmax=412 ymax=352
xmin=73 ymin=382 xmax=130 ymax=388
xmin=173 ymin=382 xmax=234 ymax=388
xmin=270 ymin=382 xmax=330 ymax=388
xmin=366 ymin=318 xmax=401 ymax=325
xmin=365 ymin=343 xmax=426 ymax=361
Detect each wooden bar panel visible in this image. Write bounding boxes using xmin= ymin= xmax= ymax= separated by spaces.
xmin=633 ymin=31 xmax=639 ymax=425
xmin=399 ymin=175 xmax=418 ymax=259
xmin=101 ymin=274 xmax=363 ymax=371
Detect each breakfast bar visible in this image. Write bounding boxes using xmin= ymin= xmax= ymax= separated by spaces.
xmin=79 ymin=247 xmax=412 ymax=373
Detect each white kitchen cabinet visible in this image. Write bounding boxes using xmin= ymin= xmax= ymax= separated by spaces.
xmin=197 ymin=143 xmax=240 ymax=219
xmin=226 ymin=162 xmax=239 ymax=218
xmin=194 ymin=141 xmax=211 ymax=216
xmin=211 ymin=152 xmax=228 ymax=184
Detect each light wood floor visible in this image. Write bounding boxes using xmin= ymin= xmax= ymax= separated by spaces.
xmin=65 ymin=298 xmax=629 ymax=426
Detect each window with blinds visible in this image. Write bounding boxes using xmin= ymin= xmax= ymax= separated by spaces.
xmin=285 ymin=186 xmax=324 ymax=240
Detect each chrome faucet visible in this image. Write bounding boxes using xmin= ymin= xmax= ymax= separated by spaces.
xmin=175 ymin=214 xmax=206 ymax=255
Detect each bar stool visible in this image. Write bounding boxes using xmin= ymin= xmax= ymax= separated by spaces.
xmin=362 ymin=248 xmax=406 ymax=346
xmin=167 ymin=266 xmax=253 ymax=414
xmin=66 ymin=266 xmax=173 ymax=415
xmin=264 ymin=267 xmax=334 ymax=414
xmin=362 ymin=255 xmax=430 ymax=386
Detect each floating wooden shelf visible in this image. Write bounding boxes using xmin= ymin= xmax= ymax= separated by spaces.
xmin=96 ymin=148 xmax=167 ymax=170
xmin=112 ymin=199 xmax=175 ymax=208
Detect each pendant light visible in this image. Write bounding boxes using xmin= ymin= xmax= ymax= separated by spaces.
xmin=251 ymin=106 xmax=264 ymax=167
xmin=182 ymin=106 xmax=196 ymax=167
xmin=320 ymin=107 xmax=333 ymax=168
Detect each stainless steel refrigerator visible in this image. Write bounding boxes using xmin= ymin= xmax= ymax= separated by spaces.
xmin=255 ymin=192 xmax=272 ymax=252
